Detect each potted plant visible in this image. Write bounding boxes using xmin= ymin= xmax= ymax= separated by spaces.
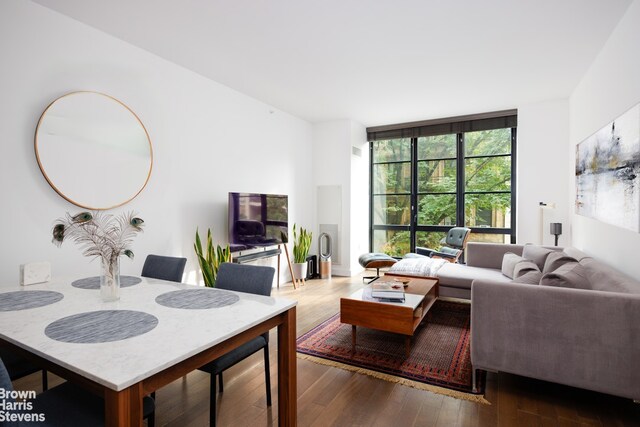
xmin=194 ymin=228 xmax=231 ymax=287
xmin=291 ymin=224 xmax=312 ymax=280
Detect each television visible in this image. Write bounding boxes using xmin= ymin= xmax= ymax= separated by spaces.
xmin=228 ymin=192 xmax=288 ymax=247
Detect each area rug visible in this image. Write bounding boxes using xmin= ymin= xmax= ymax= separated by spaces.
xmin=296 ymin=300 xmax=487 ymax=403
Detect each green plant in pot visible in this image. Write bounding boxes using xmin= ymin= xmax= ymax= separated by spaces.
xmin=292 ymin=224 xmax=312 ymax=280
xmin=194 ymin=228 xmax=231 ymax=287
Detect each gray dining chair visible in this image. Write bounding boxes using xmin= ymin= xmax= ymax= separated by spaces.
xmin=0 ymin=356 xmax=155 ymax=427
xmin=198 ymin=262 xmax=275 ymax=427
xmin=0 ymin=347 xmax=48 ymax=391
xmin=141 ymin=254 xmax=187 ymax=282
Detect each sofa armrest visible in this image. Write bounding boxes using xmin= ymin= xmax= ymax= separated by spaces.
xmin=465 ymin=243 xmax=524 ymax=268
xmin=471 ymin=280 xmax=640 ymax=400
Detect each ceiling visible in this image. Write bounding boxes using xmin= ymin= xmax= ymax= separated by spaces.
xmin=34 ymin=0 xmax=632 ymax=126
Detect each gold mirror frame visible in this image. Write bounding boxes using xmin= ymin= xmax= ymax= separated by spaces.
xmin=34 ymin=91 xmax=153 ymax=210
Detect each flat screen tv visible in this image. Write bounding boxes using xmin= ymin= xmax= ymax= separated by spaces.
xmin=228 ymin=192 xmax=288 ymax=247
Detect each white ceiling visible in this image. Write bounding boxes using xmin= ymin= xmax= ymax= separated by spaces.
xmin=34 ymin=0 xmax=632 ymax=126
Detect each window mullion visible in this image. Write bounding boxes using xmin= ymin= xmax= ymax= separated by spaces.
xmin=456 ymin=133 xmax=465 ymax=227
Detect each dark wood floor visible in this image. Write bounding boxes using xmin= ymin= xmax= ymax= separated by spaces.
xmin=13 ymin=275 xmax=640 ymax=426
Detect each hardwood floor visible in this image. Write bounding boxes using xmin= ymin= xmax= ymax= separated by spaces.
xmin=12 ymin=274 xmax=640 ymax=426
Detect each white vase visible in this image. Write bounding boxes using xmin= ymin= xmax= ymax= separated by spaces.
xmin=292 ymin=262 xmax=308 ymax=280
xmin=100 ymin=257 xmax=120 ymax=301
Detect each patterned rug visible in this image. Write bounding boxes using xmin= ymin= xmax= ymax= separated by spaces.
xmin=296 ymin=299 xmax=486 ymax=402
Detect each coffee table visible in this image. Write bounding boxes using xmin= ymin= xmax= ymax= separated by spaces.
xmin=340 ymin=276 xmax=438 ymax=356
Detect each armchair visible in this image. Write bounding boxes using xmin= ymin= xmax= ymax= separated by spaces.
xmin=415 ymin=227 xmax=471 ymax=263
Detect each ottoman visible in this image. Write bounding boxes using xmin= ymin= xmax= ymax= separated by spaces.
xmin=358 ymin=253 xmax=397 ymax=283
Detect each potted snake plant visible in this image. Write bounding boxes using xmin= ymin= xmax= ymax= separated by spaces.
xmin=291 ymin=224 xmax=312 ymax=280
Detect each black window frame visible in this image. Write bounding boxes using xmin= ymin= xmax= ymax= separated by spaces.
xmin=368 ymin=111 xmax=517 ymax=254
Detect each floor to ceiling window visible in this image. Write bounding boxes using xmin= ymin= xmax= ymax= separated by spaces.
xmin=368 ymin=111 xmax=517 ymax=257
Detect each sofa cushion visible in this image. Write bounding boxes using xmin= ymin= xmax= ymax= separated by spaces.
xmin=580 ymin=257 xmax=640 ymax=294
xmin=522 ymin=245 xmax=555 ymax=270
xmin=540 ymin=262 xmax=585 ymax=288
xmin=514 ymin=260 xmax=540 ymax=278
xmin=501 ymin=253 xmax=523 ymax=279
xmin=438 ymin=263 xmax=511 ymax=290
xmin=562 ymin=247 xmax=591 ymax=261
xmin=512 ymin=270 xmax=542 ymax=285
xmin=542 ymin=252 xmax=577 ymax=274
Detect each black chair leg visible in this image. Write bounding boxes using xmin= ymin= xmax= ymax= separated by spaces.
xmin=42 ymin=370 xmax=48 ymax=391
xmin=264 ymin=345 xmax=271 ymax=407
xmin=210 ymin=372 xmax=217 ymax=427
xmin=218 ymin=372 xmax=223 ymax=393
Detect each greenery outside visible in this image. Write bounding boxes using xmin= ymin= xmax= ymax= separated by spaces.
xmin=372 ymin=129 xmax=513 ymax=256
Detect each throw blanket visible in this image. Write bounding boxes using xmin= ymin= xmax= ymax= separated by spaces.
xmin=388 ymin=257 xmax=447 ymax=277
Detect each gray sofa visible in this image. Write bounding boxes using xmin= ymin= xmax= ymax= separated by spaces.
xmin=466 ymin=242 xmax=640 ymax=401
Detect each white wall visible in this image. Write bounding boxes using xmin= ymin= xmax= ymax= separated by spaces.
xmin=569 ymin=0 xmax=640 ymax=279
xmin=312 ymin=119 xmax=367 ymax=276
xmin=0 ymin=0 xmax=314 ymax=285
xmin=517 ymin=99 xmax=570 ymax=246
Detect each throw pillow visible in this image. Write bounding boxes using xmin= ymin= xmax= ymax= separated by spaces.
xmin=514 ymin=260 xmax=540 ymax=278
xmin=501 ymin=252 xmax=523 ymax=279
xmin=522 ymin=245 xmax=555 ymax=271
xmin=542 ymin=251 xmax=577 ymax=275
xmin=540 ymin=262 xmax=587 ymax=289
xmin=513 ymin=270 xmax=542 ymax=285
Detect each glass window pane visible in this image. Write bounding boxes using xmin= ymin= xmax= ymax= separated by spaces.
xmin=468 ymin=233 xmax=511 ymax=244
xmin=417 ymin=194 xmax=456 ymax=226
xmin=416 ymin=231 xmax=448 ymax=251
xmin=465 ymin=156 xmax=511 ymax=191
xmin=373 ymin=229 xmax=409 ymax=257
xmin=465 ymin=193 xmax=511 ymax=228
xmin=464 ymin=129 xmax=511 ymax=157
xmin=418 ymin=160 xmax=456 ymax=192
xmin=417 ymin=135 xmax=456 ymax=160
xmin=373 ymin=195 xmax=411 ymax=225
xmin=373 ymin=162 xmax=411 ymax=194
xmin=372 ymin=138 xmax=411 ymax=162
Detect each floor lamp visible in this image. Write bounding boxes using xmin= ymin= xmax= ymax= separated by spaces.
xmin=550 ymin=222 xmax=562 ymax=246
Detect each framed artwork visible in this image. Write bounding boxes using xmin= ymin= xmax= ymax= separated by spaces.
xmin=576 ymin=103 xmax=640 ymax=232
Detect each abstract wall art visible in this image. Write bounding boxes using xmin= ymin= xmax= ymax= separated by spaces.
xmin=576 ymin=103 xmax=640 ymax=232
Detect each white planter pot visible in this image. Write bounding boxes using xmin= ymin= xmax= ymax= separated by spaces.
xmin=292 ymin=262 xmax=308 ymax=280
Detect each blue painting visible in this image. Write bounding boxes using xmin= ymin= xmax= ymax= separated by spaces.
xmin=576 ymin=104 xmax=640 ymax=232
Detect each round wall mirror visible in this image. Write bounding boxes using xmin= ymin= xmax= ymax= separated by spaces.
xmin=35 ymin=91 xmax=153 ymax=210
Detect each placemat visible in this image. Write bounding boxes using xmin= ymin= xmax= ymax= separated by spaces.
xmin=71 ymin=276 xmax=142 ymax=289
xmin=0 ymin=290 xmax=64 ymax=311
xmin=45 ymin=310 xmax=158 ymax=343
xmin=155 ymin=288 xmax=239 ymax=309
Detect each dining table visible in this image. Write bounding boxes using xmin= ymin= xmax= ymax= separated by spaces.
xmin=0 ymin=275 xmax=297 ymax=426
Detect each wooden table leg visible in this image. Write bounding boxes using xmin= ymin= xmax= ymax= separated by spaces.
xmin=104 ymin=383 xmax=143 ymax=427
xmin=352 ymin=325 xmax=357 ymax=351
xmin=278 ymin=307 xmax=297 ymax=426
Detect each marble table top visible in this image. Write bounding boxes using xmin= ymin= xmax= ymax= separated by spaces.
xmin=0 ymin=277 xmax=296 ymax=391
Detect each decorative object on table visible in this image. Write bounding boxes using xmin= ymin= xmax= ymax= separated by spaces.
xmin=194 ymin=228 xmax=231 ymax=287
xmin=52 ymin=211 xmax=144 ymax=301
xmin=550 ymin=222 xmax=563 ymax=246
xmin=35 ymin=91 xmax=153 ymax=210
xmin=576 ymin=102 xmax=640 ymax=232
xmin=20 ymin=261 xmax=51 ymax=286
xmin=297 ymin=300 xmax=486 ymax=402
xmin=291 ymin=224 xmax=312 ymax=285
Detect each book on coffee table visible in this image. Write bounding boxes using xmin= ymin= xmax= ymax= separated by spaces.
xmin=371 ymin=283 xmax=405 ymax=302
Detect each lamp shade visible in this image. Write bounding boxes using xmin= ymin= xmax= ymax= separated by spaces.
xmin=550 ymin=223 xmax=563 ymax=235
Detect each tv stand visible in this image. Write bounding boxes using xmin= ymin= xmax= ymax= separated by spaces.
xmin=231 ymin=244 xmax=298 ymax=288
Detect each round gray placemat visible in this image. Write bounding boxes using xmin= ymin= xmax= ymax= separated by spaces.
xmin=0 ymin=291 xmax=64 ymax=312
xmin=45 ymin=310 xmax=158 ymax=343
xmin=155 ymin=289 xmax=239 ymax=309
xmin=71 ymin=276 xmax=142 ymax=290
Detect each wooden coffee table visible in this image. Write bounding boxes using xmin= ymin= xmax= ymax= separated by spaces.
xmin=340 ymin=276 xmax=438 ymax=356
